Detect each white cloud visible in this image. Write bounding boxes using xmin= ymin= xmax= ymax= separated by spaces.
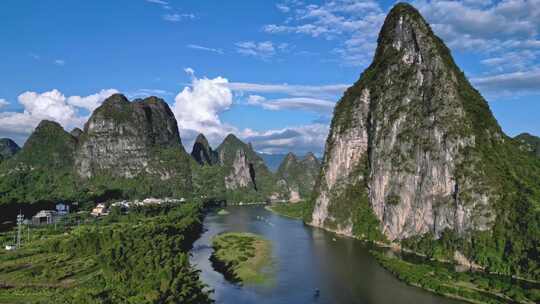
xmin=242 ymin=123 xmax=329 ymax=155
xmin=163 ymin=13 xmax=195 ymax=22
xmin=0 ymin=99 xmax=8 ymax=108
xmin=247 ymin=95 xmax=335 ymax=114
xmin=276 ymin=3 xmax=290 ymax=13
xmin=168 ymin=70 xmax=340 ymax=154
xmin=472 ymin=68 xmax=540 ymax=94
xmin=263 ymin=0 xmax=385 ymax=66
xmin=187 ymin=44 xmax=224 ymax=54
xmin=0 ymin=89 xmax=117 ymax=143
xmin=146 ymin=0 xmax=168 ymax=5
xmin=235 ymin=41 xmax=277 ymax=59
xmin=54 ymin=59 xmax=65 ymax=66
xmin=172 ymin=70 xmax=237 ymax=148
xmin=227 ymin=82 xmax=348 ymax=99
xmin=125 ymin=88 xmax=171 ymax=99
xmin=67 ymin=89 xmax=119 ymax=112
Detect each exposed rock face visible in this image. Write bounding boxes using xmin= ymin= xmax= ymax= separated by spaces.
xmin=75 ymin=94 xmax=191 ymax=191
xmin=277 ymin=152 xmax=320 ymax=202
xmin=516 ymin=133 xmax=540 ymax=157
xmin=191 ymin=133 xmax=218 ymax=165
xmin=70 ymin=128 xmax=83 ymax=140
xmin=311 ymin=3 xmax=497 ymax=241
xmin=0 ymin=138 xmax=20 ymax=162
xmin=217 ymin=134 xmax=275 ymax=195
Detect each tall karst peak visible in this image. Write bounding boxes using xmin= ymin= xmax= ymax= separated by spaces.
xmin=217 ymin=133 xmax=274 ymax=194
xmin=191 ymin=133 xmax=218 ymax=165
xmin=311 ymin=2 xmax=505 ymax=242
xmin=75 ymin=95 xmax=191 ymax=193
xmin=276 ymin=151 xmax=320 ymax=203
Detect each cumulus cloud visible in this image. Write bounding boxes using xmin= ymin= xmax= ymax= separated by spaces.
xmin=171 ymin=70 xmax=237 ymax=148
xmin=54 ymin=59 xmax=66 ymax=66
xmin=0 ymin=89 xmax=117 ymax=144
xmin=168 ymin=69 xmax=339 ymax=154
xmin=0 ymin=99 xmax=8 ymax=108
xmin=247 ymin=95 xmax=335 ymax=114
xmin=67 ymin=89 xmax=119 ymax=112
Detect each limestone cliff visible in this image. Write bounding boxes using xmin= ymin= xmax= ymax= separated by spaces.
xmin=191 ymin=133 xmax=219 ymax=165
xmin=312 ymin=3 xmax=500 ymax=239
xmin=70 ymin=128 xmax=83 ymax=140
xmin=311 ymin=4 xmax=540 ymax=280
xmin=276 ymin=152 xmax=320 ymax=202
xmin=75 ymin=94 xmax=191 ymax=192
xmin=216 ymin=134 xmax=275 ymax=200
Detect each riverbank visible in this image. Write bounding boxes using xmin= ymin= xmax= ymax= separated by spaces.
xmin=210 ymin=232 xmax=273 ymax=285
xmin=265 ymin=201 xmax=311 ymax=220
xmin=373 ymin=251 xmax=540 ymax=304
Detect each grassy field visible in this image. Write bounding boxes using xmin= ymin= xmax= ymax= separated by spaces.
xmin=210 ymin=232 xmax=272 ymax=285
xmin=266 ymin=201 xmax=310 ymax=220
xmin=372 ymin=251 xmax=540 ymax=304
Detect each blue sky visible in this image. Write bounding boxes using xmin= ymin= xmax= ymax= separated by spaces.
xmin=1 ymin=0 xmax=539 ymax=155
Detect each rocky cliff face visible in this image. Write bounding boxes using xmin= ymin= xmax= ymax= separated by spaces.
xmin=276 ymin=152 xmax=320 ymax=202
xmin=70 ymin=128 xmax=83 ymax=140
xmin=312 ymin=3 xmax=498 ymax=240
xmin=0 ymin=138 xmax=20 ymax=162
xmin=191 ymin=133 xmax=219 ymax=165
xmin=216 ymin=134 xmax=275 ymax=199
xmin=75 ymin=94 xmax=189 ymax=182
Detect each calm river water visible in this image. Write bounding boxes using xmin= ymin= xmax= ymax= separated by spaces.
xmin=190 ymin=205 xmax=464 ymax=304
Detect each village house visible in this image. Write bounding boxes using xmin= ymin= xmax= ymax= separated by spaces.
xmin=32 ymin=210 xmax=58 ymax=225
xmin=91 ymin=203 xmax=109 ymax=217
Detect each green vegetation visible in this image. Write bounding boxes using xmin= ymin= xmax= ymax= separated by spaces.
xmin=217 ymin=209 xmax=230 ymax=215
xmin=266 ymin=201 xmax=312 ymax=220
xmin=0 ymin=203 xmax=212 ymax=303
xmin=210 ymin=232 xmax=272 ymax=285
xmin=373 ymin=251 xmax=540 ymax=304
xmin=515 ymin=133 xmax=540 ymax=157
xmin=276 ymin=153 xmax=320 ymax=200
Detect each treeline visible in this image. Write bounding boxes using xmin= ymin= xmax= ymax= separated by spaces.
xmin=42 ymin=203 xmax=212 ymax=304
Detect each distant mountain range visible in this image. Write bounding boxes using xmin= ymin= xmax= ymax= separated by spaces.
xmin=0 ymin=95 xmax=320 ymax=205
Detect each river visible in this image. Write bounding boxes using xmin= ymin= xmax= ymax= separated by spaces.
xmin=190 ymin=205 xmax=464 ymax=304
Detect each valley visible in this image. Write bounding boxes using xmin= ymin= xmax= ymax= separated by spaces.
xmin=1 ymin=2 xmax=539 ymax=303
